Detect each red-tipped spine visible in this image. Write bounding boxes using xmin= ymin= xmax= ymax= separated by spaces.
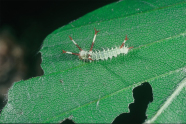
xmin=120 ymin=43 xmax=125 ymax=49
xmin=69 ymin=36 xmax=73 ymax=40
xmin=120 ymin=35 xmax=128 ymax=49
xmin=62 ymin=50 xmax=66 ymax=53
xmin=125 ymin=35 xmax=128 ymax=41
xmin=89 ymin=28 xmax=99 ymax=52
xmin=89 ymin=42 xmax=94 ymax=52
xmin=128 ymin=47 xmax=133 ymax=49
xmin=69 ymin=35 xmax=82 ymax=51
xmin=94 ymin=28 xmax=99 ymax=35
xmin=72 ymin=53 xmax=80 ymax=56
xmin=76 ymin=45 xmax=82 ymax=51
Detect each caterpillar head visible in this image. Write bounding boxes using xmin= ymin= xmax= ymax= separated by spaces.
xmin=120 ymin=46 xmax=129 ymax=54
xmin=79 ymin=50 xmax=89 ymax=60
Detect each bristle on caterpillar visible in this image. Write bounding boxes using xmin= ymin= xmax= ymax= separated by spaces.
xmin=62 ymin=28 xmax=133 ymax=62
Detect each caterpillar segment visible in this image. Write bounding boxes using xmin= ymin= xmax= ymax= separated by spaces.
xmin=62 ymin=28 xmax=133 ymax=62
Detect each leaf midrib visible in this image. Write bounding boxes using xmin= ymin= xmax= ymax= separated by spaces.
xmin=43 ymin=65 xmax=186 ymax=123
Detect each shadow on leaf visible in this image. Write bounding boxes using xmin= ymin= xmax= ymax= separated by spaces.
xmin=60 ymin=118 xmax=75 ymax=124
xmin=60 ymin=82 xmax=153 ymax=124
xmin=112 ymin=82 xmax=153 ymax=124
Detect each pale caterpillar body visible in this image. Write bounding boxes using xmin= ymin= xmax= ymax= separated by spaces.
xmin=62 ymin=28 xmax=133 ymax=62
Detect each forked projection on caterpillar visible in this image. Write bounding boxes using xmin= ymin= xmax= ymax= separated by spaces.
xmin=62 ymin=28 xmax=133 ymax=62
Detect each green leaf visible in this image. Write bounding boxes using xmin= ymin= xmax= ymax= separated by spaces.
xmin=1 ymin=0 xmax=186 ymax=123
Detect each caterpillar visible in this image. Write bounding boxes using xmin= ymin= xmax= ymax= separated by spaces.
xmin=62 ymin=28 xmax=133 ymax=62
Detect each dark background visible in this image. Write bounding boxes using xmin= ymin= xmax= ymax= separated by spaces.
xmin=0 ymin=0 xmax=118 ymax=113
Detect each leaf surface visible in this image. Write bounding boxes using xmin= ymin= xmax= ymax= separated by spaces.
xmin=1 ymin=0 xmax=186 ymax=123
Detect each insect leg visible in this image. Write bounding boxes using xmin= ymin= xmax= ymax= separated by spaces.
xmin=120 ymin=35 xmax=128 ymax=49
xmin=69 ymin=36 xmax=82 ymax=51
xmin=88 ymin=58 xmax=93 ymax=61
xmin=62 ymin=50 xmax=80 ymax=56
